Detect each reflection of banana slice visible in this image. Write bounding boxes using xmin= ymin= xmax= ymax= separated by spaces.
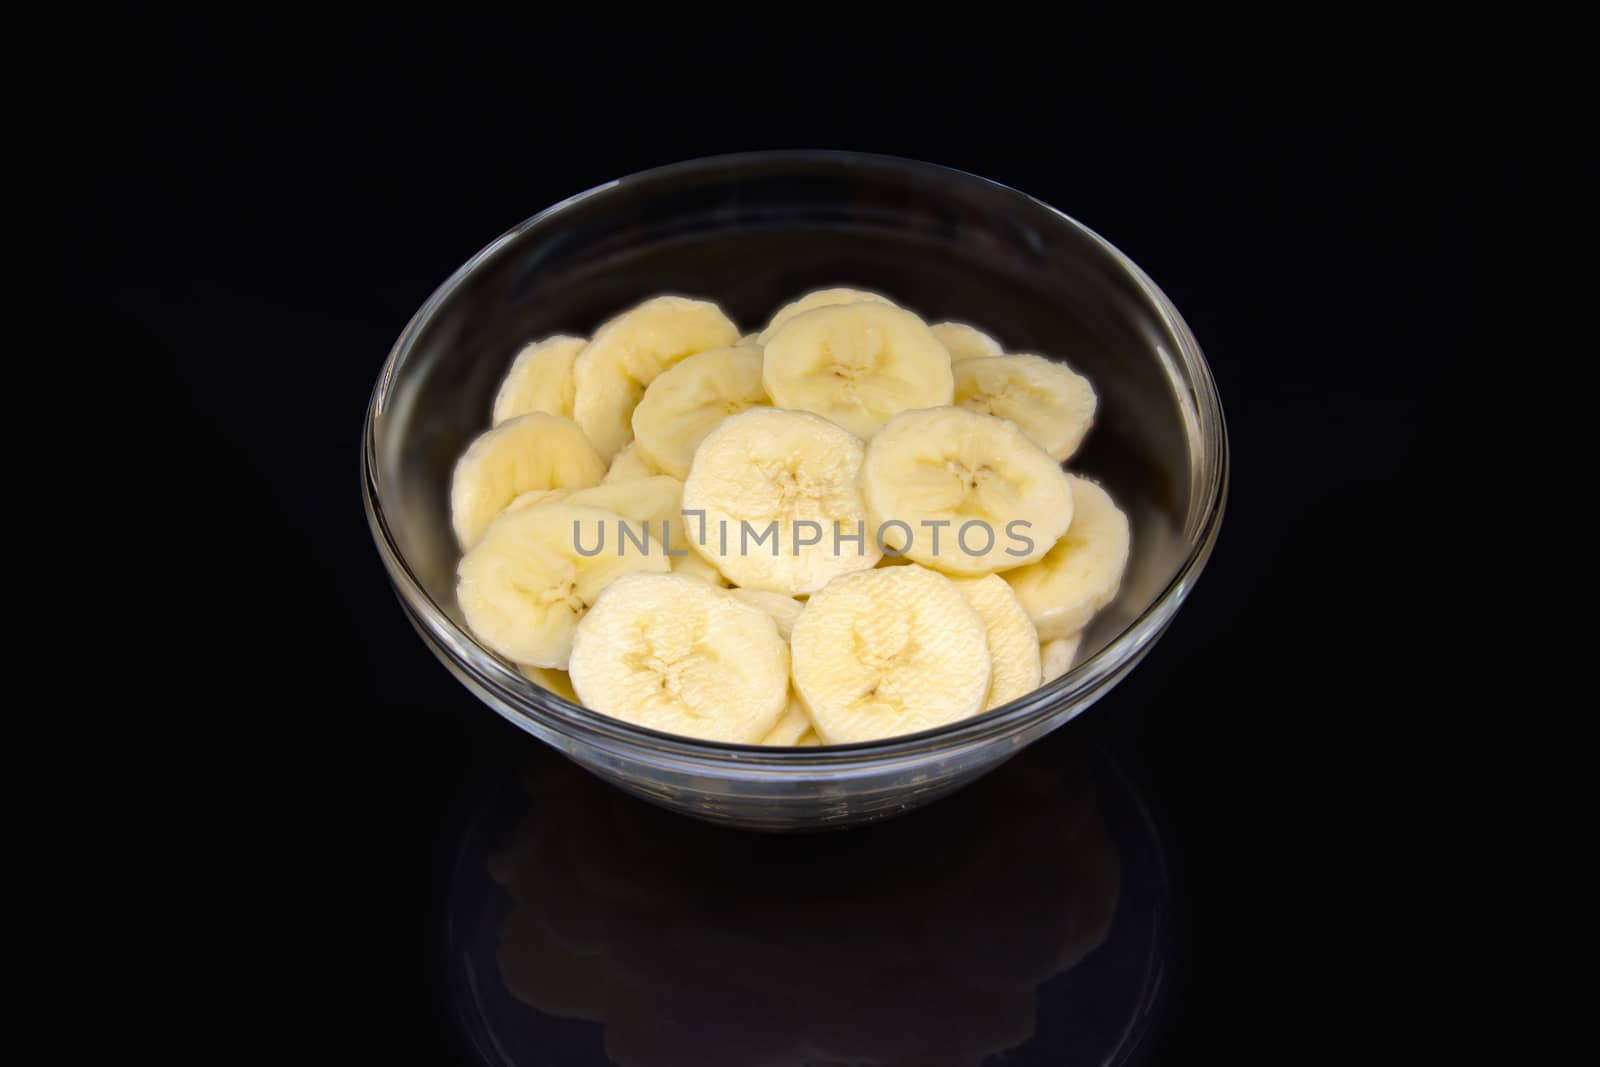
xmin=449 ymin=413 xmax=606 ymax=548
xmin=518 ymin=665 xmax=580 ymax=703
xmin=953 ymin=354 xmax=1098 ymax=461
xmin=860 ymin=406 xmax=1073 ymax=575
xmin=1040 ymin=634 xmax=1083 ymax=683
xmin=569 ymin=575 xmax=789 ymax=743
xmin=572 ymin=296 xmax=739 ymax=462
xmin=953 ymin=575 xmax=1042 ymax=709
xmin=762 ymin=303 xmax=953 ymax=440
xmin=791 ymin=564 xmax=990 ymax=743
xmin=631 ymin=346 xmax=767 ymax=478
xmin=759 ymin=695 xmax=814 ymax=745
xmin=683 ymin=408 xmax=881 ymax=594
xmin=457 ymin=503 xmax=669 ymax=668
xmin=757 ymin=286 xmax=896 ymax=343
xmin=930 ymin=321 xmax=1002 ymax=361
xmin=1004 ymin=475 xmax=1130 ymax=641
xmin=492 ymin=335 xmax=586 ymax=424
xmin=602 ymin=441 xmax=662 ymax=483
xmin=727 ymin=588 xmax=805 ymax=641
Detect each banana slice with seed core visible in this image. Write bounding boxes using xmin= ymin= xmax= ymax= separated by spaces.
xmin=757 ymin=287 xmax=896 ymax=343
xmin=860 ymin=406 xmax=1073 ymax=575
xmin=760 ymin=695 xmax=815 ymax=745
xmin=572 ymin=296 xmax=739 ymax=462
xmin=683 ymin=408 xmax=882 ymax=594
xmin=953 ymin=354 xmax=1098 ymax=461
xmin=1040 ymin=634 xmax=1083 ymax=683
xmin=492 ymin=335 xmax=586 ymax=425
xmin=762 ymin=303 xmax=954 ymax=440
xmin=1003 ymin=475 xmax=1130 ymax=641
xmin=569 ymin=574 xmax=790 ymax=743
xmin=791 ymin=564 xmax=991 ymax=743
xmin=931 ymin=321 xmax=1002 ymax=361
xmin=457 ymin=503 xmax=669 ymax=668
xmin=953 ymin=575 xmax=1042 ymax=710
xmin=449 ymin=413 xmax=607 ymax=548
xmin=631 ymin=346 xmax=768 ymax=478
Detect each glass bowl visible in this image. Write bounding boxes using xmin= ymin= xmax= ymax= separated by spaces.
xmin=362 ymin=151 xmax=1227 ymax=830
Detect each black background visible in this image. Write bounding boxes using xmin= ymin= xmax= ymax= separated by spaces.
xmin=52 ymin=10 xmax=1551 ymax=1065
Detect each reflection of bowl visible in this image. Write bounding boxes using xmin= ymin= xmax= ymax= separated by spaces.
xmin=448 ymin=739 xmax=1168 ymax=1067
xmin=363 ymin=151 xmax=1227 ymax=829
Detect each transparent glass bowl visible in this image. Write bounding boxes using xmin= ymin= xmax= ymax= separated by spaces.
xmin=362 ymin=151 xmax=1227 ymax=830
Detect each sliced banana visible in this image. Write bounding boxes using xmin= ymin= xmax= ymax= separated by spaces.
xmin=506 ymin=488 xmax=570 ymax=512
xmin=737 ymin=332 xmax=761 ymax=346
xmin=572 ymin=295 xmax=739 ymax=462
xmin=794 ymin=729 xmax=821 ymax=747
xmin=930 ymin=321 xmax=1002 ymax=361
xmin=953 ymin=575 xmax=1041 ymax=710
xmin=1003 ymin=475 xmax=1130 ymax=641
xmin=953 ymin=354 xmax=1098 ymax=461
xmin=564 ymin=475 xmax=716 ymax=583
xmin=568 ymin=574 xmax=789 ymax=743
xmin=1040 ymin=634 xmax=1083 ymax=683
xmin=456 ymin=502 xmax=669 ymax=668
xmin=762 ymin=303 xmax=954 ymax=440
xmin=631 ymin=346 xmax=768 ymax=478
xmin=791 ymin=564 xmax=991 ymax=743
xmin=518 ymin=665 xmax=580 ymax=703
xmin=759 ymin=695 xmax=814 ymax=746
xmin=727 ymin=588 xmax=805 ymax=641
xmin=602 ymin=441 xmax=662 ymax=483
xmin=683 ymin=408 xmax=881 ymax=594
xmin=859 ymin=406 xmax=1073 ymax=575
xmin=449 ymin=413 xmax=607 ymax=548
xmin=492 ymin=335 xmax=586 ymax=425
xmin=757 ymin=286 xmax=896 ymax=343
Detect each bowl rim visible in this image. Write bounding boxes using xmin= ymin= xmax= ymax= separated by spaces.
xmin=362 ymin=149 xmax=1229 ymax=767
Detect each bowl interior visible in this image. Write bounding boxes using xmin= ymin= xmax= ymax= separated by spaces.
xmin=370 ymin=154 xmax=1211 ymax=674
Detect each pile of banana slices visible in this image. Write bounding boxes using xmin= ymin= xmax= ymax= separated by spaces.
xmin=451 ymin=288 xmax=1130 ymax=746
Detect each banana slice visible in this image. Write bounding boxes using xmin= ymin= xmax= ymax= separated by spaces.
xmin=572 ymin=296 xmax=740 ymax=462
xmin=756 ymin=287 xmax=896 ymax=343
xmin=762 ymin=303 xmax=954 ymax=440
xmin=564 ymin=475 xmax=718 ymax=583
xmin=1040 ymin=634 xmax=1083 ymax=683
xmin=737 ymin=332 xmax=761 ymax=346
xmin=631 ymin=346 xmax=768 ymax=478
xmin=449 ymin=413 xmax=607 ymax=548
xmin=682 ymin=408 xmax=881 ymax=594
xmin=727 ymin=588 xmax=805 ymax=641
xmin=1003 ymin=475 xmax=1130 ymax=641
xmin=569 ymin=574 xmax=790 ymax=743
xmin=953 ymin=575 xmax=1042 ymax=710
xmin=759 ymin=695 xmax=814 ymax=745
xmin=931 ymin=321 xmax=1002 ymax=361
xmin=492 ymin=335 xmax=586 ymax=425
xmin=518 ymin=665 xmax=580 ymax=703
xmin=506 ymin=488 xmax=570 ymax=512
xmin=953 ymin=354 xmax=1098 ymax=461
xmin=602 ymin=442 xmax=662 ymax=483
xmin=794 ymin=729 xmax=821 ymax=746
xmin=859 ymin=407 xmax=1073 ymax=575
xmin=457 ymin=502 xmax=669 ymax=668
xmin=791 ymin=564 xmax=991 ymax=743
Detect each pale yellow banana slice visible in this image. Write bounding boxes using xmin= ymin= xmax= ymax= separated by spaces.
xmin=737 ymin=332 xmax=761 ymax=346
xmin=630 ymin=346 xmax=768 ymax=478
xmin=794 ymin=730 xmax=821 ymax=747
xmin=953 ymin=354 xmax=1098 ymax=461
xmin=602 ymin=441 xmax=662 ymax=483
xmin=1040 ymin=634 xmax=1083 ymax=683
xmin=1003 ymin=475 xmax=1130 ymax=641
xmin=859 ymin=407 xmax=1073 ymax=575
xmin=759 ymin=695 xmax=814 ymax=746
xmin=572 ymin=295 xmax=739 ymax=462
xmin=457 ymin=503 xmax=669 ymax=668
xmin=492 ymin=335 xmax=586 ymax=425
xmin=506 ymin=488 xmax=570 ymax=512
xmin=953 ymin=575 xmax=1042 ymax=710
xmin=756 ymin=286 xmax=896 ymax=343
xmin=563 ymin=475 xmax=717 ymax=584
xmin=682 ymin=408 xmax=881 ymax=594
xmin=791 ymin=564 xmax=991 ymax=743
xmin=569 ymin=574 xmax=790 ymax=743
xmin=931 ymin=321 xmax=1002 ymax=361
xmin=449 ymin=413 xmax=607 ymax=548
xmin=762 ymin=303 xmax=954 ymax=439
xmin=518 ymin=665 xmax=580 ymax=703
xmin=727 ymin=588 xmax=805 ymax=641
